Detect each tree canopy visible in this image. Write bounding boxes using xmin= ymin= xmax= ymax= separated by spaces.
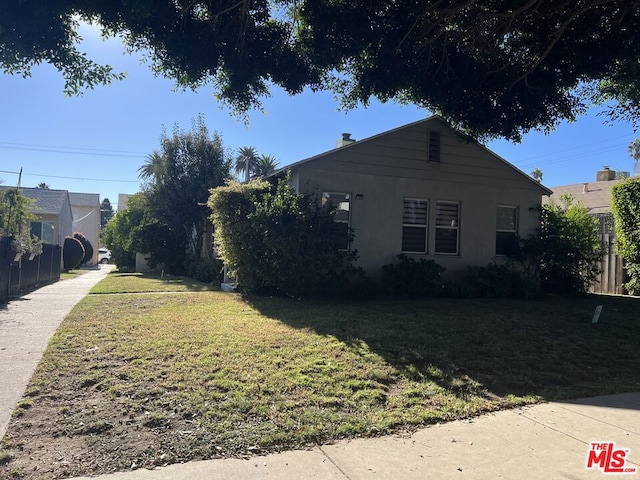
xmin=3 ymin=1 xmax=640 ymax=140
xmin=103 ymin=116 xmax=230 ymax=279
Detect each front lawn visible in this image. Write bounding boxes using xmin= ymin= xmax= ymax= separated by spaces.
xmin=1 ymin=283 xmax=638 ymax=479
xmin=90 ymin=271 xmax=216 ymax=294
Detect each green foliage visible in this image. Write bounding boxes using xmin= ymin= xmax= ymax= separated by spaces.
xmin=0 ymin=187 xmax=40 ymax=256
xmin=611 ymin=179 xmax=640 ymax=295
xmin=106 ymin=117 xmax=230 ymax=279
xmin=523 ymin=195 xmax=601 ymax=294
xmin=100 ymin=198 xmax=114 ymax=229
xmin=381 ymin=254 xmax=445 ymax=297
xmin=63 ymin=237 xmax=85 ymax=271
xmin=100 ymin=193 xmax=175 ymax=271
xmin=73 ymin=232 xmax=94 ymax=265
xmin=138 ymin=117 xmax=231 ymax=279
xmin=209 ymin=176 xmax=360 ymax=297
xmin=448 ymin=262 xmax=541 ymax=299
xmin=3 ymin=3 xmax=640 ymax=139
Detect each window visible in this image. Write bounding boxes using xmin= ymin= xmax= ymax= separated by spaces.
xmin=30 ymin=221 xmax=55 ymax=244
xmin=402 ymin=198 xmax=428 ymax=253
xmin=428 ymin=131 xmax=441 ymax=162
xmin=435 ymin=201 xmax=459 ymax=254
xmin=496 ymin=206 xmax=518 ymax=255
xmin=322 ymin=192 xmax=351 ymax=250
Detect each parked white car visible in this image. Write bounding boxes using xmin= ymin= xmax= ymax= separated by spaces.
xmin=98 ymin=248 xmax=111 ymax=264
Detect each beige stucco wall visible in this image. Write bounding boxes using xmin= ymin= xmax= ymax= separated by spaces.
xmin=293 ymin=119 xmax=548 ymax=280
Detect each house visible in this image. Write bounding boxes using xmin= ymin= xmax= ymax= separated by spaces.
xmin=546 ymin=166 xmax=627 ymax=293
xmin=117 ymin=193 xmax=132 ymax=211
xmin=0 ymin=187 xmax=74 ymax=247
xmin=69 ymin=192 xmax=101 ymax=265
xmin=280 ymin=116 xmax=552 ymax=279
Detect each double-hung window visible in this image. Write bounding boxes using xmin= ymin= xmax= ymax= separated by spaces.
xmin=435 ymin=201 xmax=459 ymax=254
xmin=322 ymin=192 xmax=351 ymax=250
xmin=402 ymin=198 xmax=428 ymax=253
xmin=496 ymin=206 xmax=518 ymax=255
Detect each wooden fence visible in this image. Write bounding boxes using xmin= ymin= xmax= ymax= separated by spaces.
xmin=589 ymin=233 xmax=625 ymax=295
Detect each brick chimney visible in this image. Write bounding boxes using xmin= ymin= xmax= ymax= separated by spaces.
xmin=596 ymin=166 xmax=616 ymax=182
xmin=336 ymin=133 xmax=356 ymax=148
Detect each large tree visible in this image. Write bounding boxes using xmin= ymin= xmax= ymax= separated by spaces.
xmin=3 ymin=1 xmax=640 ymax=140
xmin=138 ymin=116 xmax=231 ymax=277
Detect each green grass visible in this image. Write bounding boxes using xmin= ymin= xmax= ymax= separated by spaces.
xmin=60 ymin=268 xmax=92 ymax=280
xmin=89 ymin=271 xmax=216 ymax=294
xmin=2 ymin=277 xmax=639 ymax=478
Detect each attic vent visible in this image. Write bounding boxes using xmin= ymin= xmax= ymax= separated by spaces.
xmin=428 ymin=131 xmax=441 ymax=162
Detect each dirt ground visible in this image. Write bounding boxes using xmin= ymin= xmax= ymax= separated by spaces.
xmin=0 ymin=377 xmax=242 ymax=480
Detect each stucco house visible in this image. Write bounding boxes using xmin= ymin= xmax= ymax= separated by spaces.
xmin=70 ymin=192 xmax=101 ymax=265
xmin=1 ymin=187 xmax=74 ymax=247
xmin=280 ymin=117 xmax=552 ymax=280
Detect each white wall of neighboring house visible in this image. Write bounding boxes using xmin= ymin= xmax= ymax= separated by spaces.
xmin=70 ymin=193 xmax=101 ymax=265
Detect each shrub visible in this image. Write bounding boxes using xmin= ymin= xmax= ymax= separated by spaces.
xmin=73 ymin=232 xmax=94 ymax=265
xmin=522 ymin=195 xmax=601 ymax=294
xmin=381 ymin=254 xmax=445 ymax=297
xmin=209 ymin=175 xmax=360 ymax=297
xmin=611 ymin=179 xmax=640 ymax=295
xmin=63 ymin=236 xmax=85 ymax=271
xmin=448 ymin=262 xmax=541 ymax=299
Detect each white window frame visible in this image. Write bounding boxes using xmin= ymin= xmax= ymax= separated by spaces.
xmin=434 ymin=201 xmax=460 ymax=255
xmin=401 ymin=198 xmax=428 ymax=254
xmin=495 ymin=205 xmax=518 ymax=256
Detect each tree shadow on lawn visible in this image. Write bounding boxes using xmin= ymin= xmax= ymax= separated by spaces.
xmin=244 ymin=294 xmax=640 ymax=405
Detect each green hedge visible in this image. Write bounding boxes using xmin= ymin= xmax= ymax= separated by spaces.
xmin=208 ymin=176 xmax=360 ymax=297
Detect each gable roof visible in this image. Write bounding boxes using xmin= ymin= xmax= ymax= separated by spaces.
xmin=272 ymin=116 xmax=552 ymax=195
xmin=0 ymin=187 xmax=70 ymax=215
xmin=547 ymin=179 xmax=626 ymax=214
xmin=69 ymin=192 xmax=100 ymax=207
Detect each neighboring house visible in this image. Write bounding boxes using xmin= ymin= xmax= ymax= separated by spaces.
xmin=546 ymin=166 xmax=626 ymax=294
xmin=278 ymin=116 xmax=552 ymax=280
xmin=70 ymin=192 xmax=101 ymax=265
xmin=117 ymin=193 xmax=132 ymax=211
xmin=0 ymin=187 xmax=74 ymax=247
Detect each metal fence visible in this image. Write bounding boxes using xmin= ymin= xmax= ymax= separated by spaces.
xmin=0 ymin=241 xmax=62 ymax=301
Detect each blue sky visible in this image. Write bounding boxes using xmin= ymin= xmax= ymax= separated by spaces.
xmin=1 ymin=23 xmax=638 ymax=208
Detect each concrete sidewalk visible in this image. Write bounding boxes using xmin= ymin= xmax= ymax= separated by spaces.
xmin=0 ymin=265 xmax=114 ymax=440
xmin=66 ymin=392 xmax=639 ymax=480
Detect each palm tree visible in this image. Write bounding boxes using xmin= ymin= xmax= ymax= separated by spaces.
xmin=234 ymin=146 xmax=259 ymax=183
xmin=253 ymin=154 xmax=280 ymax=178
xmin=138 ymin=151 xmax=167 ymax=183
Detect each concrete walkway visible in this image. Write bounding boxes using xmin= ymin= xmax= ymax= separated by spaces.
xmin=1 ymin=267 xmax=639 ymax=479
xmin=0 ymin=265 xmax=114 ymax=440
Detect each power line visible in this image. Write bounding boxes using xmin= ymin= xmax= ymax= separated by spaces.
xmin=0 ymin=141 xmax=148 ymax=158
xmin=0 ymin=169 xmax=139 ymax=184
